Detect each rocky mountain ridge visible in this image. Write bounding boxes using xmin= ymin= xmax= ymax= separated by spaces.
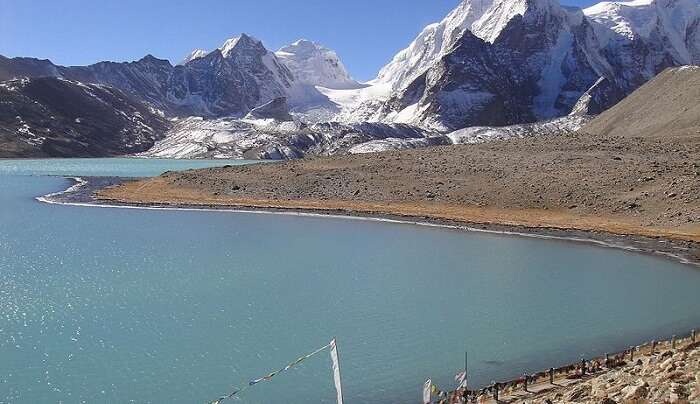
xmin=0 ymin=77 xmax=169 ymax=157
xmin=0 ymin=34 xmax=335 ymax=120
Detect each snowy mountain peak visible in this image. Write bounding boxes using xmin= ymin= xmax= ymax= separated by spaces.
xmin=219 ymin=33 xmax=265 ymax=58
xmin=284 ymin=39 xmax=322 ymax=52
xmin=371 ymin=0 xmax=572 ymax=91
xmin=275 ymin=39 xmax=362 ymax=89
xmin=584 ymin=0 xmax=700 ymax=39
xmin=180 ymin=49 xmax=209 ymax=65
xmin=470 ymin=0 xmax=530 ymax=43
xmin=470 ymin=0 xmax=573 ymax=43
xmin=584 ymin=0 xmax=659 ymax=39
xmin=376 ymin=0 xmax=496 ymax=90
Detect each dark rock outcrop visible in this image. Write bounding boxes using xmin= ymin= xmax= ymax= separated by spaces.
xmin=0 ymin=77 xmax=170 ymax=158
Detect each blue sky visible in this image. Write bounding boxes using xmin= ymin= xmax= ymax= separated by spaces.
xmin=0 ymin=0 xmax=599 ymax=81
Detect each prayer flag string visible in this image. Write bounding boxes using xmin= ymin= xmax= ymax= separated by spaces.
xmin=210 ymin=341 xmax=333 ymax=404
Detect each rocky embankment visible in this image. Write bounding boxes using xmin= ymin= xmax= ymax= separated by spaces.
xmin=481 ymin=335 xmax=700 ymax=403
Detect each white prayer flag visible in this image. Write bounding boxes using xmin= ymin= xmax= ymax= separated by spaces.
xmin=329 ymin=339 xmax=344 ymax=404
xmin=455 ymin=371 xmax=467 ymax=388
xmin=423 ymin=379 xmax=432 ymax=404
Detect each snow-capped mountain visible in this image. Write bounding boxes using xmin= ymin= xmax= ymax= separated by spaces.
xmin=82 ymin=34 xmax=305 ymax=118
xmin=1 ymin=34 xmax=334 ymax=119
xmin=2 ymin=0 xmax=699 ymax=159
xmin=178 ymin=38 xmax=363 ymax=92
xmin=275 ymin=40 xmax=363 ymax=90
xmin=324 ymin=0 xmax=499 ymax=124
xmin=584 ymin=0 xmax=700 ymax=87
xmin=338 ymin=0 xmax=605 ymax=130
xmin=375 ymin=0 xmax=494 ymax=92
xmin=179 ymin=49 xmax=208 ymax=65
xmin=338 ymin=0 xmax=700 ymax=130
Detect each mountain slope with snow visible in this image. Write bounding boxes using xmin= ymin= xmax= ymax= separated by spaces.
xmin=179 ymin=49 xmax=209 ymax=65
xmin=2 ymin=0 xmax=700 ymax=159
xmin=376 ymin=0 xmax=494 ymax=92
xmin=1 ymin=34 xmax=332 ymax=120
xmin=340 ymin=0 xmax=699 ymax=130
xmin=0 ymin=77 xmax=170 ymax=157
xmin=348 ymin=0 xmax=606 ymax=130
xmin=583 ymin=0 xmax=700 ymax=88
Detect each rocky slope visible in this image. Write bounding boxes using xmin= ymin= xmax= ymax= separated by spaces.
xmin=514 ymin=340 xmax=700 ymax=403
xmin=582 ymin=66 xmax=700 ymax=138
xmin=102 ymin=128 xmax=700 ymax=248
xmin=0 ymin=77 xmax=170 ymax=158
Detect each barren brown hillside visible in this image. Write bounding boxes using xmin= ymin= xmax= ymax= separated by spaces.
xmin=582 ymin=66 xmax=700 ymax=139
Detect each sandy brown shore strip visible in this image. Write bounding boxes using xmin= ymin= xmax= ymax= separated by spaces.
xmin=99 ymin=175 xmax=700 ymax=242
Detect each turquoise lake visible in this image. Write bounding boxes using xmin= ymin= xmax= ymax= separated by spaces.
xmin=1 ymin=158 xmax=699 ymax=403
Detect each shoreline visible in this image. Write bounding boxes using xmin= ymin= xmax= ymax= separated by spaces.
xmin=42 ymin=176 xmax=700 ymax=268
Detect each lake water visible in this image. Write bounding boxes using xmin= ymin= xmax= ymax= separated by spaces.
xmin=1 ymin=159 xmax=699 ymax=404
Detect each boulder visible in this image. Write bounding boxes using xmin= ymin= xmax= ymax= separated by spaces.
xmin=566 ymin=384 xmax=592 ymax=401
xmin=621 ymin=382 xmax=648 ymax=400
